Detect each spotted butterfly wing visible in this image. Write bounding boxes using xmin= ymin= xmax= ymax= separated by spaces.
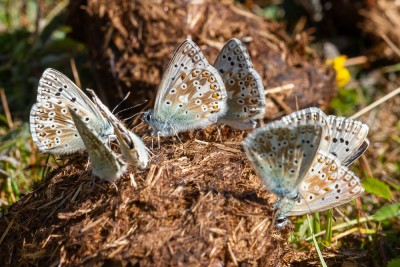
xmin=87 ymin=89 xmax=149 ymax=169
xmin=30 ymin=68 xmax=113 ymax=154
xmin=281 ymin=107 xmax=330 ymax=150
xmin=242 ymin=120 xmax=327 ymax=199
xmin=342 ymin=139 xmax=369 ymax=166
xmin=69 ymin=108 xmax=126 ymax=182
xmin=286 ymin=151 xmax=364 ymax=216
xmin=145 ymin=39 xmax=227 ymax=137
xmin=327 ymin=115 xmax=369 ymax=166
xmin=214 ymin=38 xmax=266 ymax=129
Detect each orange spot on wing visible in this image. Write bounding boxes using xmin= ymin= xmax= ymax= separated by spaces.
xmin=202 ymin=72 xmax=209 ymax=77
xmin=181 ymin=73 xmax=187 ymax=79
xmin=210 ymin=84 xmax=217 ymax=90
xmin=251 ymin=98 xmax=258 ymax=104
xmin=328 ymin=176 xmax=335 ymax=181
xmin=212 ymin=93 xmax=220 ymax=99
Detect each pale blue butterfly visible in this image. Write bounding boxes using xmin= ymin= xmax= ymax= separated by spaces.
xmin=243 ymin=110 xmax=365 ymax=227
xmin=214 ymin=38 xmax=266 ymax=129
xmin=30 ymin=68 xmax=114 ymax=155
xmin=30 ymin=69 xmax=148 ymax=177
xmin=143 ymin=39 xmax=228 ymax=142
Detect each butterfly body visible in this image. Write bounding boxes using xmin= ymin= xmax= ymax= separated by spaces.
xmin=30 ymin=68 xmax=114 ymax=155
xmin=144 ymin=39 xmax=227 ymax=137
xmin=214 ymin=38 xmax=266 ymax=129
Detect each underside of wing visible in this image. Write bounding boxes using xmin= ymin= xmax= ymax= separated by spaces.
xmin=69 ymin=108 xmax=126 ymax=181
xmin=287 ymin=151 xmax=364 ymax=216
xmin=327 ymin=115 xmax=369 ymax=165
xmin=243 ymin=121 xmax=324 ymax=197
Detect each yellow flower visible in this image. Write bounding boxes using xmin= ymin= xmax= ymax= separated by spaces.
xmin=326 ymin=55 xmax=351 ymax=87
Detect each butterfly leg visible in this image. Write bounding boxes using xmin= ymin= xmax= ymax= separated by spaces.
xmin=215 ymin=125 xmax=223 ymax=143
xmin=157 ymin=132 xmax=161 ymax=149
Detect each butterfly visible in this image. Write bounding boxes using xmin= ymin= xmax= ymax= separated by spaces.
xmin=87 ymin=89 xmax=149 ymax=169
xmin=243 ymin=112 xmax=366 ymax=227
xmin=281 ymin=107 xmax=369 ymax=166
xmin=30 ymin=68 xmax=114 ymax=155
xmin=143 ymin=39 xmax=228 ymax=141
xmin=69 ymin=108 xmax=127 ymax=182
xmin=214 ymin=38 xmax=266 ymax=129
xmin=30 ymin=69 xmax=149 ymax=170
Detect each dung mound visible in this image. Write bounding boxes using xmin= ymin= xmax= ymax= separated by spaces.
xmin=0 ymin=127 xmax=302 ymax=266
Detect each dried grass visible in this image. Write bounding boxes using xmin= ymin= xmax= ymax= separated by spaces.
xmin=361 ymin=1 xmax=400 ymax=60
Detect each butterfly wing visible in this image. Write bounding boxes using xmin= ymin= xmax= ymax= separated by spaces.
xmin=243 ymin=120 xmax=326 ymax=198
xmin=327 ymin=116 xmax=369 ymax=166
xmin=87 ymin=89 xmax=149 ymax=169
xmin=343 ymin=139 xmax=370 ymax=166
xmin=30 ymin=69 xmax=113 ymax=154
xmin=70 ymin=108 xmax=126 ymax=182
xmin=214 ymin=38 xmax=266 ymax=129
xmin=151 ymin=39 xmax=227 ymax=136
xmin=281 ymin=107 xmax=331 ymax=151
xmin=286 ymin=151 xmax=364 ymax=216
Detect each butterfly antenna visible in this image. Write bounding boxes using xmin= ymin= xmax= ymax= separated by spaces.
xmin=122 ymin=110 xmax=147 ymax=124
xmin=115 ymin=100 xmax=149 ymax=117
xmin=112 ymin=91 xmax=131 ymax=113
